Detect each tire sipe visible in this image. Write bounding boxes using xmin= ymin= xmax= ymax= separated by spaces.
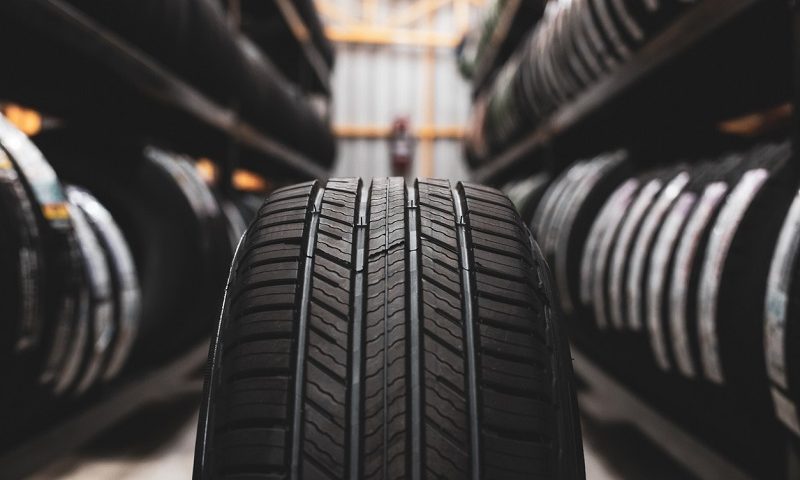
xmin=194 ymin=177 xmax=585 ymax=479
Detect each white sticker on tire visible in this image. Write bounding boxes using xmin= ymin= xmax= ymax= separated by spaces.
xmin=698 ymin=169 xmax=769 ymax=384
xmin=66 ymin=200 xmax=114 ymax=393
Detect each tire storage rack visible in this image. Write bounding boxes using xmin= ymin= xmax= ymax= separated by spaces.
xmin=0 ymin=0 xmax=334 ymax=477
xmin=461 ymin=0 xmax=800 ymax=479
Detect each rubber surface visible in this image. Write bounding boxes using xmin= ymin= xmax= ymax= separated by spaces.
xmin=63 ymin=193 xmax=114 ymax=395
xmin=0 ymin=146 xmax=45 ymax=413
xmin=195 ymin=177 xmax=584 ymax=479
xmin=37 ymin=134 xmax=234 ymax=361
xmin=68 ymin=185 xmax=141 ymax=382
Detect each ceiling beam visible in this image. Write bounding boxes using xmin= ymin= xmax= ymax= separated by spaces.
xmin=325 ymin=25 xmax=459 ymax=47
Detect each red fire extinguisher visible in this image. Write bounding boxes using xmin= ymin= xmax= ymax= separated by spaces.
xmin=389 ymin=117 xmax=413 ymax=177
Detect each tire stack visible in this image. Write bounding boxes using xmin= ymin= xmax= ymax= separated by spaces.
xmin=530 ymin=138 xmax=799 ymax=476
xmin=0 ymin=115 xmax=262 ymax=442
xmin=460 ymin=0 xmax=545 ymax=82
xmin=531 ymin=151 xmax=631 ymax=318
xmin=0 ymin=115 xmax=139 ymax=435
xmin=61 ymin=0 xmax=336 ymax=168
xmin=466 ymin=0 xmax=699 ymax=164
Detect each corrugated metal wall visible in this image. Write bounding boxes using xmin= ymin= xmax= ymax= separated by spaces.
xmin=328 ymin=1 xmax=480 ymax=180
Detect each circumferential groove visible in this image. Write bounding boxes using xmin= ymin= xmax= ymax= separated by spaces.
xmin=349 ymin=179 xmax=370 ymax=479
xmin=381 ymin=179 xmax=391 ymax=479
xmin=452 ymin=183 xmax=482 ymax=480
xmin=290 ymin=183 xmax=325 ymax=480
xmin=406 ymin=183 xmax=423 ymax=480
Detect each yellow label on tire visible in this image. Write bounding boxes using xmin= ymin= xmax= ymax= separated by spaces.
xmin=42 ymin=202 xmax=70 ymax=221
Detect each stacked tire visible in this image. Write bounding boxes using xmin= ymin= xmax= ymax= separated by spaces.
xmin=193 ymin=177 xmax=585 ymax=479
xmin=467 ymin=0 xmax=699 ymax=163
xmin=0 ymin=115 xmax=142 ymax=436
xmin=0 ymin=115 xmax=262 ymax=442
xmin=530 ymin=139 xmax=798 ymax=476
xmin=35 ymin=131 xmax=248 ymax=362
xmin=61 ymin=0 xmax=335 ymax=167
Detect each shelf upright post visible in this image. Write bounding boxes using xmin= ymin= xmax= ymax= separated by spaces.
xmin=791 ymin=0 xmax=800 ymax=181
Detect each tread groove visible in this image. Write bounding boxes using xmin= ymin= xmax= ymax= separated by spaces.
xmin=407 ymin=182 xmax=423 ymax=480
xmin=348 ymin=180 xmax=370 ymax=479
xmin=452 ymin=183 xmax=482 ymax=480
xmin=381 ymin=179 xmax=391 ymax=480
xmin=290 ymin=184 xmax=325 ymax=480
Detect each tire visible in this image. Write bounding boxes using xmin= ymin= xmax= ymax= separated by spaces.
xmin=37 ymin=132 xmax=233 ymax=361
xmin=59 ymin=188 xmax=114 ymax=396
xmin=580 ymin=176 xmax=639 ymax=329
xmin=645 ymin=162 xmax=715 ymax=372
xmin=0 ymin=116 xmax=95 ymax=445
xmin=697 ymin=142 xmax=793 ymax=387
xmin=666 ymin=160 xmax=741 ymax=380
xmin=194 ymin=177 xmax=585 ymax=480
xmin=605 ymin=170 xmax=665 ymax=330
xmin=502 ymin=172 xmax=551 ymax=225
xmin=219 ymin=197 xmax=249 ymax=258
xmin=549 ymin=153 xmax=629 ymax=316
xmin=765 ymin=185 xmax=800 ymax=437
xmin=0 ymin=145 xmax=45 ymax=413
xmin=68 ymin=186 xmax=141 ymax=383
xmin=624 ymin=167 xmax=691 ymax=332
xmin=0 ymin=117 xmax=85 ymax=393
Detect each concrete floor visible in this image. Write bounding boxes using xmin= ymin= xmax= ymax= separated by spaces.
xmin=29 ymin=395 xmax=201 ymax=480
xmin=26 ymin=397 xmax=693 ymax=480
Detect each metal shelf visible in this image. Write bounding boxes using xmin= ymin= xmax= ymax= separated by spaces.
xmin=0 ymin=0 xmax=329 ymax=181
xmin=0 ymin=341 xmax=209 ymax=480
xmin=470 ymin=0 xmax=542 ymax=100
xmin=273 ymin=0 xmax=332 ymax=96
xmin=574 ymin=348 xmax=754 ymax=480
xmin=472 ymin=0 xmax=790 ymax=184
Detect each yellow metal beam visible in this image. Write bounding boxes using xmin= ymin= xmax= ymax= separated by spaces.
xmin=275 ymin=0 xmax=310 ymax=41
xmin=314 ymin=0 xmax=355 ymax=25
xmin=363 ymin=0 xmax=378 ymax=22
xmin=334 ymin=124 xmax=465 ymax=140
xmin=325 ymin=25 xmax=460 ymax=47
xmin=388 ymin=0 xmax=452 ymax=27
xmin=717 ymin=103 xmax=792 ymax=137
xmin=2 ymin=104 xmax=42 ymax=136
xmin=455 ymin=0 xmax=470 ymax=34
xmin=420 ymin=3 xmax=437 ymax=177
